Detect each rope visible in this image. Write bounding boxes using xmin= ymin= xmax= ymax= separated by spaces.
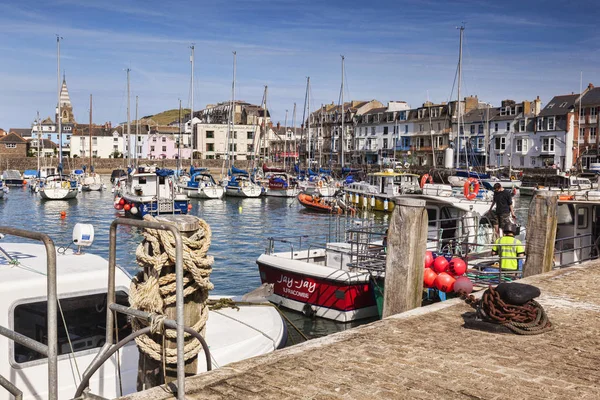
xmin=129 ymin=214 xmax=214 ymax=364
xmin=458 ymin=286 xmax=553 ymax=335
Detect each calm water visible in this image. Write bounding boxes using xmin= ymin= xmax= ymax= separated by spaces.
xmin=0 ymin=179 xmax=389 ymax=339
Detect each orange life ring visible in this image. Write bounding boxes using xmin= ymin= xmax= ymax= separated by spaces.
xmin=420 ymin=174 xmax=433 ymax=188
xmin=463 ymin=178 xmax=479 ymax=200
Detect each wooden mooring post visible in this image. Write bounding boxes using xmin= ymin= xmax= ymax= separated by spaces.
xmin=382 ymin=197 xmax=428 ymax=318
xmin=522 ymin=192 xmax=558 ymax=278
xmin=137 ymin=215 xmax=205 ymax=390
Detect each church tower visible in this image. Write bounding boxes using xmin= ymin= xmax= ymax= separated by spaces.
xmin=58 ymin=74 xmax=76 ymax=124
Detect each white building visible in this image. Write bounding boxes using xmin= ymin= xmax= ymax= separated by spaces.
xmin=70 ymin=125 xmax=124 ymax=159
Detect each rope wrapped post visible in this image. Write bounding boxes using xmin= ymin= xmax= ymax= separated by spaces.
xmin=382 ymin=198 xmax=428 ymax=318
xmin=131 ymin=215 xmax=213 ymax=390
xmin=522 ymin=192 xmax=558 ymax=278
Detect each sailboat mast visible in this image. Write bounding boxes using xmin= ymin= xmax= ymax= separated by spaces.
xmin=284 ymin=109 xmax=288 ymax=170
xmin=320 ymin=104 xmax=323 ymax=168
xmin=292 ymin=103 xmax=297 ymax=167
xmin=37 ymin=111 xmax=41 ymax=173
xmin=126 ymin=68 xmax=131 ymax=163
xmin=484 ymin=104 xmax=489 ymax=169
xmin=307 ymin=77 xmax=311 ymax=168
xmin=89 ymin=94 xmax=92 ymax=169
xmin=56 ymin=36 xmax=62 ymax=164
xmin=455 ymin=25 xmax=464 ymax=169
xmin=341 ymin=55 xmax=345 ymax=168
xmin=178 ymin=99 xmax=182 ymax=172
xmin=135 ymin=96 xmax=139 ymax=166
xmin=190 ymin=44 xmax=195 ymax=167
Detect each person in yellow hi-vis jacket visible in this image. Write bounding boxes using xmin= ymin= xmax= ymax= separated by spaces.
xmin=491 ymin=223 xmax=525 ymax=270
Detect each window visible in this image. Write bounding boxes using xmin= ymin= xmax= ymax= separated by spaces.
xmin=404 ymin=125 xmax=408 ymax=134
xmin=5 ymin=143 xmax=16 ymax=148
xmin=416 ymin=137 xmax=425 ymax=148
xmin=92 ymin=138 xmax=98 ymax=145
xmin=516 ymin=139 xmax=528 ymax=152
xmin=229 ymin=143 xmax=237 ymax=152
xmin=247 ymin=144 xmax=253 ymax=152
xmin=580 ymin=108 xmax=585 ymax=116
xmin=548 ymin=117 xmax=555 ymax=130
xmin=470 ymin=125 xmax=475 ymax=134
xmin=233 ymin=131 xmax=237 ymax=139
xmin=113 ymin=145 xmax=118 ymax=150
xmin=13 ymin=291 xmax=130 ymax=363
xmin=591 ymin=127 xmax=597 ymax=142
xmin=578 ymin=208 xmax=588 ymax=229
xmin=161 ymin=137 xmax=166 ymax=142
xmin=519 ymin=120 xmax=526 ymax=132
xmin=150 ymin=146 xmax=155 ymax=151
xmin=542 ymin=137 xmax=555 ymax=152
xmin=92 ymin=150 xmax=98 ymax=157
xmin=383 ymin=126 xmax=388 ymax=135
xmin=419 ymin=124 xmax=424 ymax=132
xmin=476 ymin=137 xmax=484 ymax=149
xmin=66 ymin=135 xmax=71 ymax=140
xmin=152 ymin=137 xmax=157 ymax=142
xmin=399 ymin=111 xmax=407 ymax=121
xmin=418 ymin=109 xmax=425 ymax=119
xmin=547 ymin=103 xmax=555 ymax=109
xmin=431 ymin=108 xmax=439 ymax=118
xmin=591 ymin=108 xmax=598 ymax=117
xmin=137 ymin=146 xmax=142 ymax=153
xmin=494 ymin=123 xmax=498 ymax=132
xmin=437 ymin=122 xmax=441 ymax=131
xmin=580 ymin=127 xmax=585 ymax=138
xmin=560 ymin=102 xmax=568 ymax=108
xmin=495 ymin=137 xmax=506 ymax=150
xmin=478 ymin=124 xmax=483 ymax=134
xmin=435 ymin=136 xmax=444 ymax=149
xmin=506 ymin=122 xmax=511 ymax=131
xmin=162 ymin=146 xmax=167 ymax=151
xmin=383 ymin=138 xmax=388 ymax=149
xmin=114 ymin=138 xmax=118 ymax=142
xmin=371 ymin=127 xmax=375 ymax=135
xmin=206 ymin=143 xmax=214 ymax=152
xmin=247 ymin=131 xmax=253 ymax=139
xmin=138 ymin=136 xmax=142 ymax=142
xmin=537 ymin=118 xmax=544 ymax=131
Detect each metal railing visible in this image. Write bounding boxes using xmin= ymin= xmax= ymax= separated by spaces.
xmin=74 ymin=218 xmax=209 ymax=400
xmin=554 ymin=233 xmax=599 ymax=268
xmin=0 ymin=227 xmax=58 ymax=400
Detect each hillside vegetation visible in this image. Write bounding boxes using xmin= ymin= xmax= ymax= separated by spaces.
xmin=141 ymin=108 xmax=191 ymax=125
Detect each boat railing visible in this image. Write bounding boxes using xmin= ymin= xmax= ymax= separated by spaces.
xmin=0 ymin=227 xmax=58 ymax=400
xmin=74 ymin=218 xmax=210 ymax=400
xmin=553 ymin=233 xmax=598 ymax=268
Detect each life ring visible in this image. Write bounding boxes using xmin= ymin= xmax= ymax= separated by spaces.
xmin=559 ymin=195 xmax=574 ymax=200
xmin=463 ymin=178 xmax=479 ymax=200
xmin=420 ymin=174 xmax=433 ymax=188
xmin=510 ymin=175 xmax=516 ymax=180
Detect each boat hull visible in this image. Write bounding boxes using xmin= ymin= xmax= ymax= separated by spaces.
xmin=39 ymin=187 xmax=78 ymax=200
xmin=257 ymin=254 xmax=378 ymax=322
xmin=121 ymin=194 xmax=189 ymax=218
xmin=82 ymin=184 xmax=103 ymax=191
xmin=265 ymin=188 xmax=299 ymax=197
xmin=225 ymin=185 xmax=262 ymax=198
xmin=3 ymin=179 xmax=24 ymax=187
xmin=181 ymin=185 xmax=224 ymax=199
xmin=343 ymin=192 xmax=395 ymax=212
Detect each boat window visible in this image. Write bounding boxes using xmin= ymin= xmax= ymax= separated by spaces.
xmin=557 ymin=204 xmax=574 ymax=225
xmin=159 ymin=176 xmax=165 ymax=185
xmin=427 ymin=208 xmax=437 ymax=227
xmin=139 ymin=177 xmax=147 ymax=184
xmin=13 ymin=291 xmax=131 ymax=364
xmin=577 ymin=207 xmax=588 ymax=229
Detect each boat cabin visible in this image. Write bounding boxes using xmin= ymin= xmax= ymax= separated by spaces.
xmin=127 ymin=166 xmax=174 ymax=199
xmin=555 ymin=199 xmax=600 ymax=266
xmin=365 ymin=171 xmax=420 ymax=195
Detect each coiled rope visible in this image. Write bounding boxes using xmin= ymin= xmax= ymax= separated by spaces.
xmin=459 ymin=286 xmax=553 ymax=335
xmin=129 ymin=215 xmax=214 ymax=363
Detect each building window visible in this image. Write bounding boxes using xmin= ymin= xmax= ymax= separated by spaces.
xmin=162 ymin=137 xmax=166 ymax=142
xmin=92 ymin=138 xmax=98 ymax=145
xmin=162 ymin=146 xmax=167 ymax=151
xmin=114 ymin=138 xmax=118 ymax=142
xmin=383 ymin=126 xmax=388 ymax=135
xmin=495 ymin=137 xmax=506 ymax=150
xmin=418 ymin=109 xmax=425 ymax=119
xmin=542 ymin=137 xmax=555 ymax=152
xmin=247 ymin=131 xmax=253 ymax=139
xmin=113 ymin=145 xmax=118 ymax=150
xmin=399 ymin=111 xmax=406 ymax=121
xmin=435 ymin=136 xmax=444 ymax=149
xmin=591 ymin=108 xmax=598 ymax=117
xmin=206 ymin=143 xmax=214 ymax=152
xmin=437 ymin=122 xmax=442 ymax=131
xmin=506 ymin=122 xmax=511 ymax=131
xmin=5 ymin=143 xmax=16 ymax=148
xmin=383 ymin=138 xmax=388 ymax=149
xmin=150 ymin=146 xmax=155 ymax=151
xmin=233 ymin=131 xmax=237 ymax=139
xmin=519 ymin=120 xmax=526 ymax=132
xmin=92 ymin=150 xmax=98 ymax=157
xmin=419 ymin=124 xmax=424 ymax=132
xmin=137 ymin=146 xmax=142 ymax=153
xmin=470 ymin=125 xmax=475 ymax=134
xmin=66 ymin=135 xmax=71 ymax=140
xmin=152 ymin=137 xmax=157 ymax=142
xmin=591 ymin=127 xmax=597 ymax=142
xmin=548 ymin=117 xmax=555 ymax=130
xmin=494 ymin=123 xmax=498 ymax=132
xmin=247 ymin=144 xmax=253 ymax=152
xmin=478 ymin=125 xmax=483 ymax=134
xmin=371 ymin=127 xmax=375 ymax=135
xmin=404 ymin=125 xmax=408 ymax=134
xmin=516 ymin=139 xmax=528 ymax=152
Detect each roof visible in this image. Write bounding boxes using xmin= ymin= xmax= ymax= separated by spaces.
xmin=462 ymin=108 xmax=500 ymax=124
xmin=362 ymin=107 xmax=388 ymax=116
xmin=8 ymin=128 xmax=31 ymax=137
xmin=0 ymin=132 xmax=28 ymax=144
xmin=580 ymin=87 xmax=600 ymax=106
xmin=539 ymin=94 xmax=578 ymax=117
xmin=29 ymin=138 xmax=57 ymax=149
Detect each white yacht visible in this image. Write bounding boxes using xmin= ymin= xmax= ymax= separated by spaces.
xmin=178 ymin=168 xmax=224 ymax=199
xmin=39 ymin=174 xmax=79 ymax=200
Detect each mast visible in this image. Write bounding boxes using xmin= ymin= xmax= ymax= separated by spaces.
xmin=56 ymin=36 xmax=62 ymax=166
xmin=284 ymin=109 xmax=288 ymax=170
xmin=320 ymin=104 xmax=323 ymax=168
xmin=89 ymin=94 xmax=93 ymax=170
xmin=484 ymin=104 xmax=489 ymax=169
xmin=455 ymin=25 xmax=464 ymax=169
xmin=135 ymin=96 xmax=139 ymax=166
xmin=37 ymin=111 xmax=41 ymax=173
xmin=428 ymin=91 xmax=436 ymax=168
xmin=190 ymin=44 xmax=195 ymax=167
xmin=341 ymin=55 xmax=345 ymax=168
xmin=292 ymin=103 xmax=297 ymax=167
xmin=126 ymin=68 xmax=131 ymax=163
xmin=224 ymin=51 xmax=236 ymax=175
xmin=178 ymin=99 xmax=182 ymax=172
xmin=263 ymin=85 xmax=268 ymax=162
xmin=306 ymin=77 xmax=311 ymax=170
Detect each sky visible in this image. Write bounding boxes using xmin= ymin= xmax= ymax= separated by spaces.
xmin=1 ymin=0 xmax=599 ymax=130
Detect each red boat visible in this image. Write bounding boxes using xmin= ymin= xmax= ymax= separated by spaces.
xmin=297 ymin=193 xmax=354 ymax=214
xmin=256 ymin=239 xmax=379 ymax=322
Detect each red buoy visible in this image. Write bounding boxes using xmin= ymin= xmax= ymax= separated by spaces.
xmin=124 ymin=204 xmax=131 ymax=212
xmin=433 ymin=256 xmax=449 ymax=273
xmin=434 ymin=272 xmax=456 ymax=293
xmin=423 ymin=268 xmax=437 ymax=288
xmin=454 ymin=276 xmax=473 ymax=294
xmin=424 ymin=251 xmax=434 ymax=269
xmin=119 ymin=198 xmax=126 ymax=206
xmin=448 ymin=258 xmax=467 ymax=276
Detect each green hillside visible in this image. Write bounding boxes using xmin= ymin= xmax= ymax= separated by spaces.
xmin=142 ymin=108 xmax=191 ymax=125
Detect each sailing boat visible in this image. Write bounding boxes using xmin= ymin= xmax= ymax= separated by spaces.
xmin=82 ymin=94 xmax=104 ymax=191
xmin=39 ymin=36 xmax=79 ymax=201
xmin=223 ymin=52 xmax=261 ymax=198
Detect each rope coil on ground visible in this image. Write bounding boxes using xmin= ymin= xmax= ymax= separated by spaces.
xmin=129 ymin=214 xmax=214 ymax=363
xmin=458 ymin=286 xmax=553 ymax=335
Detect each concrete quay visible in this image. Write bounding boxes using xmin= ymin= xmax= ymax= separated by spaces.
xmin=120 ymin=261 xmax=600 ymax=400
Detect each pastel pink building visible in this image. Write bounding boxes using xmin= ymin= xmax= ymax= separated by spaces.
xmin=147 ymin=134 xmax=191 ymax=160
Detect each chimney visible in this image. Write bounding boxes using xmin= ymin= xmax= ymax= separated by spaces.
xmin=523 ymin=101 xmax=531 ymax=115
xmin=277 ymin=122 xmax=281 ymax=130
xmin=588 ymin=83 xmax=594 ymax=90
xmin=533 ymin=96 xmax=542 ymax=115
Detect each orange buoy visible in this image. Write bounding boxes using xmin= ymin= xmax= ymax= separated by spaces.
xmin=424 ymin=251 xmax=434 ymax=269
xmin=433 ymin=256 xmax=449 ymax=273
xmin=22 ymin=180 xmax=27 ymax=185
xmin=423 ymin=267 xmax=437 ymax=288
xmin=448 ymin=258 xmax=467 ymax=276
xmin=434 ymin=272 xmax=456 ymax=293
xmin=60 ymin=211 xmax=66 ymax=219
xmin=453 ymin=276 xmax=473 ymax=294
xmin=123 ymin=204 xmax=131 ymax=212
xmin=187 ymin=203 xmax=192 ymax=211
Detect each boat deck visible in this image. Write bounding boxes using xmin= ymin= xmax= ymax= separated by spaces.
xmin=119 ymin=260 xmax=600 ymax=400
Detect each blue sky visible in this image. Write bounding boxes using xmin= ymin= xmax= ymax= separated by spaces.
xmin=0 ymin=0 xmax=599 ymax=130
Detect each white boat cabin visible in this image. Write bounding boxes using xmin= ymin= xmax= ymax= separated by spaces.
xmin=555 ymin=199 xmax=600 ymax=266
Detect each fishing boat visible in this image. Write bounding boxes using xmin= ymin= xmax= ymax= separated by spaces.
xmin=118 ymin=165 xmax=190 ymax=217
xmin=343 ymin=170 xmax=421 ymax=212
xmin=297 ymin=192 xmax=353 ymax=214
xmin=178 ymin=167 xmax=224 ymax=199
xmin=225 ymin=166 xmax=262 ymax=198
xmin=265 ymin=173 xmax=299 ymax=197
xmin=1 ymin=170 xmax=24 ymax=186
xmin=530 ymin=174 xmax=593 ymax=196
xmin=82 ymin=172 xmax=104 ymax=191
xmin=39 ymin=174 xmax=79 ymax=200
xmin=0 ymin=223 xmax=286 ymax=400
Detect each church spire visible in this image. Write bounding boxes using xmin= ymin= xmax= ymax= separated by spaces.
xmin=58 ymin=73 xmax=75 ymax=123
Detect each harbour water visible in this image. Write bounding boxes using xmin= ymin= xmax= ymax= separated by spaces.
xmin=0 ymin=182 xmax=531 ymax=341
